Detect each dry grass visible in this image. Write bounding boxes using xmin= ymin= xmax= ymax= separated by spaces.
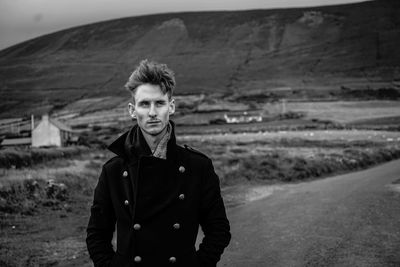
xmin=179 ymin=130 xmax=400 ymax=185
xmin=286 ymin=101 xmax=400 ymax=123
xmin=0 ymin=146 xmax=89 ymax=169
xmin=1 ymin=129 xmax=400 ymax=266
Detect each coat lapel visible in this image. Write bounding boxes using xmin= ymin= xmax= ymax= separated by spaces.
xmin=107 ymin=121 xmax=187 ymax=221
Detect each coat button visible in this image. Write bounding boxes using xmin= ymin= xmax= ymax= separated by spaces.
xmin=122 ymin=171 xmax=128 ymax=177
xmin=178 ymin=194 xmax=185 ymax=200
xmin=169 ymin=256 xmax=176 ymax=263
xmin=134 ymin=256 xmax=142 ymax=262
xmin=124 ymin=200 xmax=129 ymax=206
xmin=178 ymin=166 xmax=185 ymax=173
xmin=133 ymin=223 xmax=141 ymax=230
xmin=173 ymin=223 xmax=180 ymax=230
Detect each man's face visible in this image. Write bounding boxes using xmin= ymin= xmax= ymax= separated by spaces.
xmin=128 ymin=84 xmax=175 ymax=137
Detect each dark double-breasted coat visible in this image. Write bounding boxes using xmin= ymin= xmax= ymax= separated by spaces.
xmin=86 ymin=122 xmax=231 ymax=267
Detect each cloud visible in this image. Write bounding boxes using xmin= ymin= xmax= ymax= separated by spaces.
xmin=33 ymin=13 xmax=43 ymax=23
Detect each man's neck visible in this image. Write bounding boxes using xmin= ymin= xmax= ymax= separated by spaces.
xmin=141 ymin=127 xmax=168 ymax=153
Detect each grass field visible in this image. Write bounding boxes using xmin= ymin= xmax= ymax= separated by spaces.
xmin=1 ymin=128 xmax=400 ymax=266
xmin=1 ymin=98 xmax=400 ymax=266
xmin=286 ymin=101 xmax=400 ymax=124
xmin=3 ymin=99 xmax=397 ymax=137
xmin=179 ymin=130 xmax=400 ymax=185
xmin=45 ymin=99 xmax=400 ymax=131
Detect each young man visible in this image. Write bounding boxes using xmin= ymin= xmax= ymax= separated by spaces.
xmin=86 ymin=60 xmax=231 ymax=267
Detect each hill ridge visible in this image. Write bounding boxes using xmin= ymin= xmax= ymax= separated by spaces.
xmin=0 ymin=0 xmax=399 ymax=118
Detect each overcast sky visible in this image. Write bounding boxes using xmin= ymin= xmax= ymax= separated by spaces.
xmin=0 ymin=0 xmax=370 ymax=50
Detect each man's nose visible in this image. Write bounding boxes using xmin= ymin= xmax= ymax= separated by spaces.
xmin=148 ymin=104 xmax=157 ymax=117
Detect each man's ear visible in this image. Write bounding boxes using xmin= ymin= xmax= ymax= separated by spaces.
xmin=128 ymin=103 xmax=136 ymax=119
xmin=169 ymin=99 xmax=175 ymax=115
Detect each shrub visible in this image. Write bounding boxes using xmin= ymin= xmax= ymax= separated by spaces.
xmin=0 ymin=176 xmax=77 ymax=214
xmin=0 ymin=179 xmax=45 ymax=214
xmin=219 ymin=145 xmax=400 ymax=184
xmin=0 ymin=146 xmax=87 ymax=168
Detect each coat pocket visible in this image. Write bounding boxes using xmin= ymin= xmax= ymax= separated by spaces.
xmin=111 ymin=252 xmax=130 ymax=267
xmin=180 ymin=247 xmax=201 ymax=267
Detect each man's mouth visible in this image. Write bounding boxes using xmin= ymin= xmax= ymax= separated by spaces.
xmin=147 ymin=120 xmax=160 ymax=124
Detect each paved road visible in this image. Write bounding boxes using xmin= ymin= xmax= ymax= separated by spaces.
xmin=219 ymin=160 xmax=400 ymax=267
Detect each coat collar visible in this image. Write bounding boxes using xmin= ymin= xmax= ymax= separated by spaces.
xmin=108 ymin=120 xmax=178 ymax=163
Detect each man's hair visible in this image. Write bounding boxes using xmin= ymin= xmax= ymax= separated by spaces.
xmin=125 ymin=59 xmax=176 ymax=99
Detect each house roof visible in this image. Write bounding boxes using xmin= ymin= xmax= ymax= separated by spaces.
xmin=1 ymin=137 xmax=32 ymax=146
xmin=49 ymin=118 xmax=73 ymax=132
xmin=225 ymin=111 xmax=262 ymax=117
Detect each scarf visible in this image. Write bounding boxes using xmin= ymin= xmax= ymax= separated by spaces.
xmin=151 ymin=122 xmax=171 ymax=159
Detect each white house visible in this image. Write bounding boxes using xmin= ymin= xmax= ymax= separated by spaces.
xmin=223 ymin=112 xmax=263 ymax=124
xmin=32 ymin=114 xmax=73 ymax=147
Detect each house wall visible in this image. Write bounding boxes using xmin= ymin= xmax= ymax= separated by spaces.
xmin=32 ymin=117 xmax=61 ymax=147
xmin=60 ymin=130 xmax=72 ymax=146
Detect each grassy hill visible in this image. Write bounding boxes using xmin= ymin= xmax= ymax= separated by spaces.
xmin=0 ymin=0 xmax=399 ymax=118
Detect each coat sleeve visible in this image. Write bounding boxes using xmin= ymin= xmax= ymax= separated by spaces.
xmin=197 ymin=158 xmax=231 ymax=267
xmin=86 ymin=166 xmax=116 ymax=267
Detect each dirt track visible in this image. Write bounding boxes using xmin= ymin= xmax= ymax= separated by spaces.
xmin=219 ymin=159 xmax=400 ymax=266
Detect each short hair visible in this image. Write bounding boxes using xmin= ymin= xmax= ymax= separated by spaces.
xmin=125 ymin=59 xmax=176 ymax=99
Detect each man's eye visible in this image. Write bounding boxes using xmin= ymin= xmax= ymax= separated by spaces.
xmin=156 ymin=101 xmax=166 ymax=106
xmin=139 ymin=102 xmax=149 ymax=107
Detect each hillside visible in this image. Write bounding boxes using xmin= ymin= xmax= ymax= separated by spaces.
xmin=0 ymin=0 xmax=400 ymax=118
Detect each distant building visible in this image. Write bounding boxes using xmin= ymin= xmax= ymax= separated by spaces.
xmin=0 ymin=137 xmax=31 ymax=148
xmin=32 ymin=114 xmax=73 ymax=147
xmin=224 ymin=112 xmax=263 ymax=124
